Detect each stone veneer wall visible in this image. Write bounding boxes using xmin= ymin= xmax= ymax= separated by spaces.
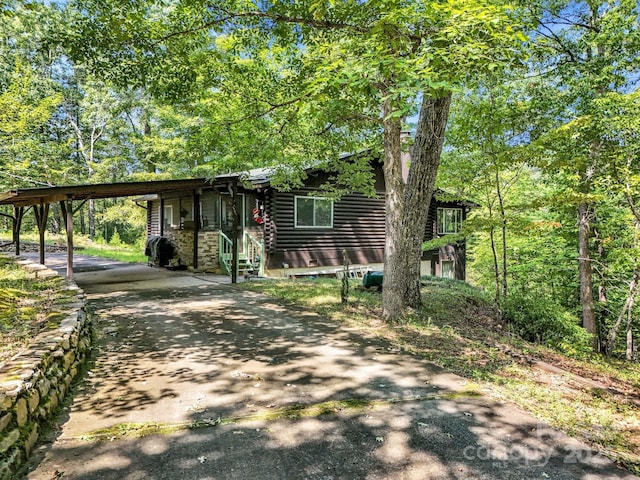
xmin=164 ymin=229 xmax=220 ymax=272
xmin=164 ymin=229 xmax=193 ymax=267
xmin=198 ymin=231 xmax=220 ymax=272
xmin=0 ymin=257 xmax=91 ymax=480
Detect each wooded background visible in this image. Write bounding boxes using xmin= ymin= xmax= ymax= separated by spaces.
xmin=1 ymin=0 xmax=638 ymax=357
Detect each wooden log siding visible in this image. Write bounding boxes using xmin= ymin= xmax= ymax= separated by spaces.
xmin=263 ymin=189 xmax=276 ymax=256
xmin=267 ymin=188 xmax=386 ymax=269
xmin=148 ymin=200 xmax=160 ymax=236
xmin=423 ymin=200 xmax=468 ymax=280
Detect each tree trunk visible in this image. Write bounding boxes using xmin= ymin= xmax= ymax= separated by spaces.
xmin=400 ymin=93 xmax=452 ymax=309
xmin=79 ymin=206 xmax=86 ymax=235
xmin=89 ymin=198 xmax=96 ymax=238
xmin=489 ymin=222 xmax=501 ymax=302
xmin=143 ymin=112 xmax=156 ymax=173
xmin=381 ymin=98 xmax=406 ymax=321
xmin=578 ymin=201 xmax=597 ymax=349
xmin=495 ymin=167 xmax=508 ymax=299
xmin=626 ymin=295 xmax=634 ymax=361
xmin=606 ymin=265 xmax=639 ymax=356
xmin=381 ymin=93 xmax=452 ymax=322
xmin=594 ymin=228 xmax=607 ymax=303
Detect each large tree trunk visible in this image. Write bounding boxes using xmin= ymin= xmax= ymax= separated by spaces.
xmin=400 ymin=93 xmax=452 ymax=309
xmin=381 ymin=93 xmax=452 ymax=322
xmin=578 ymin=201 xmax=597 ymax=349
xmin=381 ymin=98 xmax=406 ymax=321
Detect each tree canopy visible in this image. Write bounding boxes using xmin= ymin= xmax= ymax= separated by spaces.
xmin=1 ymin=0 xmax=639 ymax=353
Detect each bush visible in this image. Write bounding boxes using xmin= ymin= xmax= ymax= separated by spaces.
xmin=503 ymin=294 xmax=593 ymax=358
xmin=109 ymin=228 xmax=123 ymax=246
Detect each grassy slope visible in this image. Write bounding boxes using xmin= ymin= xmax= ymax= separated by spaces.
xmin=0 ymin=232 xmax=147 ymax=263
xmin=0 ymin=256 xmax=68 ymax=363
xmin=243 ymin=277 xmax=640 ymax=475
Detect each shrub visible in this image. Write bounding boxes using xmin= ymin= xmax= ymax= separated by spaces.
xmin=109 ymin=228 xmax=123 ymax=246
xmin=503 ymin=293 xmax=593 ymax=358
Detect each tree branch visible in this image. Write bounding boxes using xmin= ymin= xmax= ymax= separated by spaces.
xmin=155 ymin=7 xmax=374 ymax=46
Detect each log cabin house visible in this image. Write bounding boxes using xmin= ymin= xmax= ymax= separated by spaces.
xmin=142 ymin=158 xmax=474 ymax=280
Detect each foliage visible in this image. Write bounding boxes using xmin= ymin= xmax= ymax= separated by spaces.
xmin=0 ymin=255 xmax=66 ymax=363
xmin=0 ymin=64 xmax=61 ymax=190
xmin=502 ymin=293 xmax=593 ymax=358
xmin=0 ymin=231 xmax=148 ymax=263
xmin=98 ymin=199 xmax=147 ymax=245
xmin=438 ymin=0 xmax=640 ymax=353
xmin=523 ymin=0 xmax=640 ymax=349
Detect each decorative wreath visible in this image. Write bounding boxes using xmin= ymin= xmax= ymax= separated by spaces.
xmin=252 ymin=207 xmax=264 ymax=224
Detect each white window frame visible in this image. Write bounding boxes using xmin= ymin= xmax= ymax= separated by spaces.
xmin=294 ymin=195 xmax=334 ymax=228
xmin=437 ymin=207 xmax=463 ymax=235
xmin=163 ymin=205 xmax=174 ymax=229
xmin=441 ymin=260 xmax=455 ymax=279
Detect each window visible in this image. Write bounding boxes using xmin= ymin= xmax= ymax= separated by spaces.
xmin=163 ymin=205 xmax=174 ymax=229
xmin=437 ymin=207 xmax=463 ymax=235
xmin=441 ymin=260 xmax=455 ymax=279
xmin=295 ymin=196 xmax=333 ymax=228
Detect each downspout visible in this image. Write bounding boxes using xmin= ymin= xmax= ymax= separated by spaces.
xmin=160 ymin=198 xmax=165 ymax=237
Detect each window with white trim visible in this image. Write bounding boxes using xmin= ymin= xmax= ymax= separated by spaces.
xmin=437 ymin=207 xmax=463 ymax=235
xmin=441 ymin=260 xmax=455 ymax=279
xmin=163 ymin=205 xmax=174 ymax=229
xmin=295 ymin=196 xmax=333 ymax=228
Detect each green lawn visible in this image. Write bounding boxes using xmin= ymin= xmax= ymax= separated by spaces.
xmin=243 ymin=276 xmax=640 ymax=475
xmin=0 ymin=231 xmax=147 ymax=263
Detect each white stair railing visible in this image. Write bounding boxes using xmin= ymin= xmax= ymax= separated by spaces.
xmin=218 ymin=230 xmax=265 ymax=277
xmin=218 ymin=231 xmax=233 ymax=275
xmin=244 ymin=231 xmax=265 ymax=277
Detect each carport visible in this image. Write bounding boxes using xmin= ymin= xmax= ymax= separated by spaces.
xmin=0 ymin=178 xmax=212 ymax=278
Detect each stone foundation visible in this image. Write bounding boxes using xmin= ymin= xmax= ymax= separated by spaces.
xmin=197 ymin=231 xmax=220 ymax=271
xmin=164 ymin=230 xmax=220 ymax=272
xmin=164 ymin=229 xmax=193 ymax=267
xmin=0 ymin=257 xmax=91 ymax=480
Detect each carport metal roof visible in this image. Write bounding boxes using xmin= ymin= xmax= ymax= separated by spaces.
xmin=0 ymin=178 xmax=222 ymax=278
xmin=0 ymin=178 xmax=211 ymax=207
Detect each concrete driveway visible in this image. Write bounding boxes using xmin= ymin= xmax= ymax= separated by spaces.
xmin=24 ymin=256 xmax=636 ymax=479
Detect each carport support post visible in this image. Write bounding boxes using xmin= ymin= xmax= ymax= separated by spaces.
xmin=33 ymin=202 xmax=50 ymax=265
xmin=13 ymin=206 xmax=24 ymax=256
xmin=231 ymin=180 xmax=239 ymax=284
xmin=193 ymin=190 xmax=200 ymax=269
xmin=60 ymin=197 xmax=74 ymax=278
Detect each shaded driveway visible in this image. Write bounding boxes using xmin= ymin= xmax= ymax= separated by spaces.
xmin=25 ymin=256 xmax=636 ymax=479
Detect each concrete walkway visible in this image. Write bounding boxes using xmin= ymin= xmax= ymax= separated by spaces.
xmin=23 ymin=256 xmax=636 ymax=479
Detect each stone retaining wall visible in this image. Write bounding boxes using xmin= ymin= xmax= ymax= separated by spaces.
xmin=0 ymin=257 xmax=91 ymax=480
xmin=0 ymin=243 xmax=69 ymax=254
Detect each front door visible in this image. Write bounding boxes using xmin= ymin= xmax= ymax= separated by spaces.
xmin=220 ymin=193 xmax=245 ymax=252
